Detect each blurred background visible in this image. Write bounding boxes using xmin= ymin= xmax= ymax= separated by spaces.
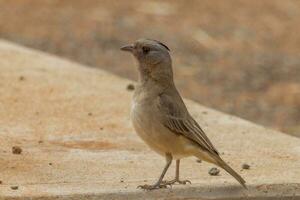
xmin=0 ymin=0 xmax=299 ymax=137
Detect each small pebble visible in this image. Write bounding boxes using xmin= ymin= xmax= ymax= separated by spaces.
xmin=242 ymin=163 xmax=250 ymax=170
xmin=11 ymin=186 xmax=18 ymax=190
xmin=12 ymin=146 xmax=22 ymax=154
xmin=126 ymin=84 xmax=135 ymax=91
xmin=209 ymin=167 xmax=220 ymax=176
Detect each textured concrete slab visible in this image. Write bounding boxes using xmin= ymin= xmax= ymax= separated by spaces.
xmin=0 ymin=40 xmax=299 ymax=199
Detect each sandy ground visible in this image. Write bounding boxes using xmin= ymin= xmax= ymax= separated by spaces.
xmin=0 ymin=0 xmax=299 ymax=136
xmin=0 ymin=42 xmax=299 ymax=198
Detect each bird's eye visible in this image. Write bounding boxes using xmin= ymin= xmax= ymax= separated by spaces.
xmin=142 ymin=46 xmax=150 ymax=54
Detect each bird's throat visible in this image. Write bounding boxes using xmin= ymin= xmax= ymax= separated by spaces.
xmin=137 ymin=62 xmax=174 ymax=89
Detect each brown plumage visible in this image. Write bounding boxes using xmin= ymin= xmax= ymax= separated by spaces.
xmin=121 ymin=38 xmax=246 ymax=190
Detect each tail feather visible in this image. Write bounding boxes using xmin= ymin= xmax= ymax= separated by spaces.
xmin=195 ymin=150 xmax=247 ymax=189
xmin=215 ymin=157 xmax=247 ymax=189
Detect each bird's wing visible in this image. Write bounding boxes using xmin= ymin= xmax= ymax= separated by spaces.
xmin=157 ymin=92 xmax=219 ymax=155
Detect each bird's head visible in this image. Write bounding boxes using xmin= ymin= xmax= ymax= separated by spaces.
xmin=121 ymin=39 xmax=173 ymax=84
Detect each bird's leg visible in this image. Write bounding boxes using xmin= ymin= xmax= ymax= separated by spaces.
xmin=162 ymin=159 xmax=191 ymax=186
xmin=138 ymin=153 xmax=173 ymax=190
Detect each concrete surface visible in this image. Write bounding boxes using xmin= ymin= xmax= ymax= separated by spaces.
xmin=0 ymin=40 xmax=299 ymax=200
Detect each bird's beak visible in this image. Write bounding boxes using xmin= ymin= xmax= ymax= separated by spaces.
xmin=120 ymin=44 xmax=134 ymax=52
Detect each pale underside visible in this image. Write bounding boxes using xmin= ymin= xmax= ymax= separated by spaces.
xmin=131 ymin=87 xmax=218 ymax=163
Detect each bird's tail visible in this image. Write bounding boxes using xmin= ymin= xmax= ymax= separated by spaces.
xmin=195 ymin=150 xmax=247 ymax=189
xmin=214 ymin=156 xmax=247 ymax=189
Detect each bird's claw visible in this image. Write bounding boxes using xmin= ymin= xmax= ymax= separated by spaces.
xmin=162 ymin=179 xmax=191 ymax=186
xmin=137 ymin=183 xmax=170 ymax=190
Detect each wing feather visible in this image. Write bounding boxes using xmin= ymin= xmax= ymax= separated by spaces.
xmin=158 ymin=93 xmax=219 ymax=155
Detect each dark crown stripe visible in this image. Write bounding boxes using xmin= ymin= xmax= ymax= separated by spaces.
xmin=149 ymin=39 xmax=170 ymax=51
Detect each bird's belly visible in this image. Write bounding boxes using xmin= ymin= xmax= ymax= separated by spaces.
xmin=131 ymin=102 xmax=194 ymax=158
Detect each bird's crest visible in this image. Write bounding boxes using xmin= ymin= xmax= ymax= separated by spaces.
xmin=149 ymin=39 xmax=170 ymax=51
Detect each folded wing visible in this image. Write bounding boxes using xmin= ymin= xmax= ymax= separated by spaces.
xmin=157 ymin=92 xmax=219 ymax=155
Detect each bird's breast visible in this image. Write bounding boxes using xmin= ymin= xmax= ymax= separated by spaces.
xmin=130 ymin=96 xmax=162 ymax=142
xmin=130 ymin=98 xmax=155 ymax=133
xmin=130 ymin=97 xmax=190 ymax=157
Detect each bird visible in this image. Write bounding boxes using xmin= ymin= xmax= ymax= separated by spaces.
xmin=120 ymin=38 xmax=246 ymax=190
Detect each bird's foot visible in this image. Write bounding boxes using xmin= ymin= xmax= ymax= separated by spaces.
xmin=162 ymin=179 xmax=191 ymax=186
xmin=137 ymin=182 xmax=170 ymax=190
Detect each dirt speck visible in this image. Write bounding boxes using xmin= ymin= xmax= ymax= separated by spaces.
xmin=12 ymin=146 xmax=22 ymax=154
xmin=196 ymin=159 xmax=202 ymax=163
xmin=242 ymin=163 xmax=250 ymax=170
xmin=19 ymin=76 xmax=25 ymax=81
xmin=88 ymin=112 xmax=93 ymax=116
xmin=202 ymin=111 xmax=208 ymax=115
xmin=11 ymin=186 xmax=18 ymax=190
xmin=38 ymin=140 xmax=43 ymax=144
xmin=126 ymin=84 xmax=135 ymax=91
xmin=209 ymin=167 xmax=220 ymax=176
xmin=49 ymin=162 xmax=53 ymax=166
xmin=0 ymin=180 xmax=2 ymax=184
